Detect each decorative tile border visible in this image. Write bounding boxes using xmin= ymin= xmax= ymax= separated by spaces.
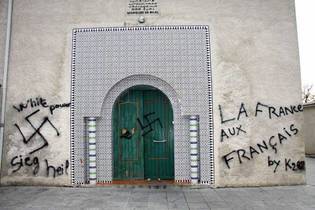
xmin=205 ymin=27 xmax=214 ymax=185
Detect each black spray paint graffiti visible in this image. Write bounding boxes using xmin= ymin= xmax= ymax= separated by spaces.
xmin=222 ymin=124 xmax=299 ymax=169
xmin=219 ymin=103 xmax=248 ymax=124
xmin=220 ymin=102 xmax=303 ymax=124
xmin=267 ymin=156 xmax=281 ymax=173
xmin=49 ymin=103 xmax=71 ymax=115
xmin=14 ymin=109 xmax=60 ymax=154
xmin=10 ymin=155 xmax=69 ymax=178
xmin=220 ymin=124 xmax=247 ymax=142
xmin=219 ymin=103 xmax=248 ymax=142
xmin=11 ymin=155 xmax=40 ymax=175
xmin=268 ymin=156 xmax=305 ymax=173
xmin=137 ymin=112 xmax=162 ymax=137
xmin=255 ymin=102 xmax=303 ymax=119
xmin=219 ymin=102 xmax=303 ymax=142
xmin=285 ymin=158 xmax=305 ymax=171
xmin=45 ymin=159 xmax=69 ymax=178
xmin=10 ymin=96 xmax=70 ymax=178
xmin=13 ymin=97 xmax=70 ymax=115
xmin=219 ymin=101 xmax=304 ymax=173
xmin=13 ymin=97 xmax=48 ymax=112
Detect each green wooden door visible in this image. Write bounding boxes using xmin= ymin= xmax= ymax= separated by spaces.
xmin=113 ymin=90 xmax=144 ymax=180
xmin=113 ymin=88 xmax=174 ymax=180
xmin=143 ymin=91 xmax=174 ymax=180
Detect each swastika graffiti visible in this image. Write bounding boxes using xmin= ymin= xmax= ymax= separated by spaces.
xmin=137 ymin=112 xmax=162 ymax=137
xmin=14 ymin=109 xmax=60 ymax=154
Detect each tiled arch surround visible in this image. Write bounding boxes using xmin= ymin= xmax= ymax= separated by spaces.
xmin=70 ymin=26 xmax=214 ymax=185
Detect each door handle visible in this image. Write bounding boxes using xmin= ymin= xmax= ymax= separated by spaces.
xmin=153 ymin=139 xmax=167 ymax=143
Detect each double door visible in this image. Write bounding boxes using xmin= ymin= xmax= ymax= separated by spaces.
xmin=113 ymin=89 xmax=174 ymax=180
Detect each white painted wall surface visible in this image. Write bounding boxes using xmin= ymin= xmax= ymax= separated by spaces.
xmin=0 ymin=0 xmax=304 ymax=187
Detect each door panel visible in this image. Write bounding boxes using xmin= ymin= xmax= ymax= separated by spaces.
xmin=113 ymin=90 xmax=144 ymax=180
xmin=143 ymin=91 xmax=174 ymax=180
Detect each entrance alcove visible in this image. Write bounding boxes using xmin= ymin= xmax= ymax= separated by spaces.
xmin=93 ymin=75 xmax=188 ymax=184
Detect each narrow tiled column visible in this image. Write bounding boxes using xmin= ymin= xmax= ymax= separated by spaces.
xmin=190 ymin=115 xmax=199 ymax=184
xmin=87 ymin=117 xmax=97 ymax=185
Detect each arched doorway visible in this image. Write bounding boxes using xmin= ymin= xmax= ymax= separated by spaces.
xmin=112 ymin=85 xmax=174 ymax=181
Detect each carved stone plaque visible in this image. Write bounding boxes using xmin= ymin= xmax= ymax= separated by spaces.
xmin=127 ymin=0 xmax=159 ymax=15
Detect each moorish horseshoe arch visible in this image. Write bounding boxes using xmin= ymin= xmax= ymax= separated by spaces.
xmin=97 ymin=74 xmax=184 ymax=183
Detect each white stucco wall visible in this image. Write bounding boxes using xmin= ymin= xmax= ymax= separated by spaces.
xmin=210 ymin=1 xmax=305 ymax=187
xmin=304 ymin=103 xmax=315 ymax=155
xmin=0 ymin=0 xmax=304 ymax=187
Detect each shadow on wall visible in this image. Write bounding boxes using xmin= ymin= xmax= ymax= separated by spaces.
xmin=304 ymin=103 xmax=315 ymax=156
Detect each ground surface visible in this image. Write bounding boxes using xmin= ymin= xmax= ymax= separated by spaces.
xmin=0 ymin=158 xmax=314 ymax=210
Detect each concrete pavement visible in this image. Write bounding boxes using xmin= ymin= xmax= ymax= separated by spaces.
xmin=0 ymin=157 xmax=314 ymax=210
